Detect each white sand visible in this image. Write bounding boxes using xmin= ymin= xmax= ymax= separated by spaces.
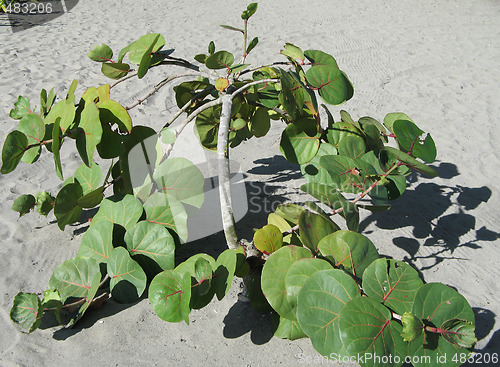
xmin=1 ymin=0 xmax=499 ymax=366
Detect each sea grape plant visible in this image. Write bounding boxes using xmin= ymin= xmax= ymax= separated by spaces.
xmin=3 ymin=4 xmax=477 ymax=366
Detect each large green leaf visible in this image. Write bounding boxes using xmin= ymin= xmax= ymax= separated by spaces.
xmin=339 ymin=297 xmax=406 ymax=366
xmin=74 ymin=162 xmax=103 ymax=195
xmin=17 ymin=113 xmax=44 ymax=164
xmin=1 ymin=130 xmax=28 ymax=174
xmin=384 ymin=112 xmax=413 ymax=134
xmin=195 ymin=104 xmax=221 ymax=150
xmin=278 ymin=69 xmax=305 ymax=119
xmin=261 ymin=245 xmax=313 ymax=320
xmin=153 ymin=157 xmax=205 ymax=208
xmin=318 ymin=230 xmax=379 ymax=278
xmin=98 ymin=99 xmax=133 ymax=133
xmin=300 ymin=182 xmax=344 ymax=210
xmin=409 ymin=283 xmax=475 ymax=366
xmin=9 ymin=96 xmax=32 ymax=120
xmin=77 ymin=220 xmax=114 ymax=264
xmin=206 ymin=51 xmax=234 ymax=69
xmin=304 ymin=50 xmax=338 ymax=68
xmin=143 ymin=192 xmax=188 ymax=242
xmin=297 ymin=269 xmax=360 ymax=357
xmin=253 ymin=224 xmax=283 ymax=255
xmin=300 ymin=142 xmax=338 ymax=185
xmin=338 ymin=135 xmax=366 ymax=159
xmin=124 ymin=220 xmax=175 ymax=271
xmin=362 ymin=258 xmax=423 ymax=315
xmin=127 ymin=33 xmax=166 ymax=64
xmin=107 ymin=247 xmax=147 ymax=303
xmin=249 ymin=107 xmax=270 ymax=137
xmin=10 ymin=293 xmax=42 ymax=333
xmin=274 ymin=203 xmax=305 ymax=224
xmin=298 ymin=210 xmax=340 ymax=253
xmin=280 ymin=118 xmax=321 ymax=165
xmin=285 ymin=258 xmax=332 ymax=320
xmin=54 ymin=183 xmax=83 ymax=230
xmin=137 ymin=34 xmax=160 ymax=78
xmin=92 ymin=194 xmax=143 ymax=230
xmin=48 ymin=257 xmax=101 ymax=303
xmin=393 ymin=119 xmax=436 ymax=163
xmin=320 ymin=154 xmax=377 ymax=193
xmin=76 ymin=102 xmax=103 ymax=166
xmin=326 ymin=121 xmax=363 ymax=147
xmin=305 ymin=65 xmax=347 ymax=105
xmin=148 ymin=269 xmax=191 ymax=324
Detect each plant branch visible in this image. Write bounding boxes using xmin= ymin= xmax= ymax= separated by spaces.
xmin=109 ymin=72 xmax=138 ymax=89
xmin=125 ymin=72 xmax=201 ymax=110
xmin=164 ymin=86 xmax=215 ymax=128
xmin=230 ymin=79 xmax=278 ymax=98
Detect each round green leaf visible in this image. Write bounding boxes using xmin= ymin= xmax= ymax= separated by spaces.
xmin=206 ymin=51 xmax=234 ymax=69
xmin=48 ymin=257 xmax=101 ymax=303
xmin=44 ymin=98 xmax=76 ymax=132
xmin=54 ymin=183 xmax=83 ymax=230
xmin=393 ymin=119 xmax=436 ymax=163
xmin=9 ymin=96 xmax=32 ymax=120
xmin=280 ymin=119 xmax=321 ymax=165
xmin=153 ymin=157 xmax=205 ymax=209
xmin=193 ymin=257 xmax=213 ymax=296
xmin=409 ymin=283 xmax=475 ymax=366
xmin=77 ymin=219 xmax=114 ymax=264
xmin=88 ymin=43 xmax=113 ymax=62
xmin=101 ymin=62 xmax=131 ymax=79
xmin=304 ymin=50 xmax=338 ymax=68
xmin=298 ymin=210 xmax=340 ymax=253
xmin=339 ymin=297 xmax=406 ymax=366
xmin=125 ymin=220 xmax=176 ymax=271
xmin=253 ymin=224 xmax=283 ymax=255
xmin=74 ymin=162 xmax=103 ymax=195
xmin=296 ymin=269 xmax=360 ymax=357
xmin=320 ymin=154 xmax=376 ymax=193
xmin=338 ymin=135 xmax=366 ymax=159
xmin=300 ymin=142 xmax=338 ymax=185
xmin=1 ymin=130 xmax=28 ymax=174
xmin=362 ymin=258 xmax=423 ymax=315
xmin=249 ymin=107 xmax=270 ymax=137
xmin=285 ymin=258 xmax=332 ymax=318
xmin=261 ymin=245 xmax=313 ymax=320
xmin=107 ymin=247 xmax=147 ymax=303
xmin=11 ymin=194 xmax=36 ymax=217
xmin=384 ymin=112 xmax=413 ymax=134
xmin=149 ymin=269 xmax=192 ymax=324
xmin=305 ymin=65 xmax=347 ymax=105
xmin=35 ymin=191 xmax=55 ymax=216
xmin=127 ymin=33 xmax=166 ymax=65
xmin=143 ymin=192 xmax=188 ymax=242
xmin=17 ymin=113 xmax=44 ymax=164
xmin=318 ymin=230 xmax=379 ymax=278
xmin=92 ymin=194 xmax=143 ymax=230
xmin=195 ymin=104 xmax=221 ymax=150
xmin=98 ymin=99 xmax=133 ymax=133
xmin=10 ymin=293 xmax=42 ymax=333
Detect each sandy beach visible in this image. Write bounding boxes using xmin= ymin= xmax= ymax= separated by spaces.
xmin=1 ymin=0 xmax=499 ymax=366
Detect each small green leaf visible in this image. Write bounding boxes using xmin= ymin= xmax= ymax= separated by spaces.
xmin=9 ymin=96 xmax=32 ymax=120
xmin=52 ymin=117 xmax=63 ymax=180
xmin=441 ymin=319 xmax=477 ymax=348
xmin=137 ymin=34 xmax=160 ymax=79
xmin=66 ymin=79 xmax=78 ymax=101
xmin=1 ymin=130 xmax=28 ymax=174
xmin=206 ymin=51 xmax=234 ymax=69
xmin=11 ymin=194 xmax=36 ymax=217
xmin=213 ymin=249 xmax=237 ymax=301
xmin=384 ymin=146 xmax=438 ymax=177
xmin=401 ymin=312 xmax=424 ymax=342
xmin=194 ymin=53 xmax=207 ymax=64
xmin=384 ymin=112 xmax=413 ymax=134
xmin=243 ymin=2 xmax=258 ymax=19
xmin=220 ymin=24 xmax=244 ymax=33
xmin=281 ymin=43 xmax=304 ymax=62
xmin=101 ymin=62 xmax=130 ymax=79
xmin=193 ymin=257 xmax=212 ymax=296
xmin=35 ymin=191 xmax=55 ymax=216
xmin=254 ymin=224 xmax=283 ymax=255
xmin=88 ymin=43 xmax=113 ymax=62
xmin=208 ymin=41 xmax=215 ymax=55
xmin=10 ymin=293 xmax=42 ymax=333
xmin=246 ymin=37 xmax=259 ymax=55
xmin=393 ymin=119 xmax=437 ymax=163
xmin=149 ymin=269 xmax=191 ymax=324
xmin=54 ymin=183 xmax=83 ymax=230
xmin=76 ymin=102 xmax=103 ymax=166
xmin=74 ymin=162 xmax=103 ymax=195
xmin=107 ymin=247 xmax=147 ymax=303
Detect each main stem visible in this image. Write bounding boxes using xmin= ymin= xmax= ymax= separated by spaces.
xmin=217 ymin=94 xmax=239 ymax=249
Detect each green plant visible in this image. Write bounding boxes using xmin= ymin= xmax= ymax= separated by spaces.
xmin=3 ymin=3 xmax=477 ymax=366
